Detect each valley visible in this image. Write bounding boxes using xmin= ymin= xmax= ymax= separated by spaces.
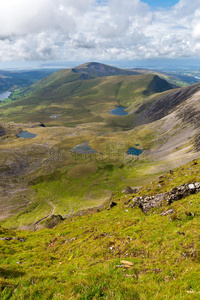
xmin=0 ymin=62 xmax=199 ymax=299
xmin=0 ymin=62 xmax=199 ymax=230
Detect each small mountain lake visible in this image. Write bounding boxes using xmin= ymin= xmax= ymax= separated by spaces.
xmin=50 ymin=115 xmax=59 ymax=119
xmin=0 ymin=91 xmax=11 ymax=101
xmin=110 ymin=106 xmax=128 ymax=116
xmin=17 ymin=131 xmax=37 ymax=139
xmin=71 ymin=141 xmax=98 ymax=154
xmin=126 ymin=147 xmax=143 ymax=156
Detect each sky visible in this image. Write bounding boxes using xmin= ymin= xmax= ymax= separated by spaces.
xmin=142 ymin=0 xmax=179 ymax=8
xmin=0 ymin=0 xmax=200 ymax=68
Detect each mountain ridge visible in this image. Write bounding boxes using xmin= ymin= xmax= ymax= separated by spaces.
xmin=0 ymin=62 xmax=176 ymax=127
xmin=72 ymin=62 xmax=141 ymax=77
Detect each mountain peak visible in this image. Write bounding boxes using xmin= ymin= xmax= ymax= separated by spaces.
xmin=72 ymin=62 xmax=140 ymax=77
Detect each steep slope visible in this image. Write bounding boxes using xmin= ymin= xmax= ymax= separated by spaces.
xmin=0 ymin=159 xmax=200 ymax=299
xmin=135 ymin=81 xmax=200 ymax=124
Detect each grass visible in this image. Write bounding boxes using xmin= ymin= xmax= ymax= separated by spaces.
xmin=0 ymin=111 xmax=198 ymax=230
xmin=0 ymin=69 xmax=175 ymax=129
xmin=0 ymin=159 xmax=200 ymax=299
xmin=0 ymin=63 xmax=199 ymax=298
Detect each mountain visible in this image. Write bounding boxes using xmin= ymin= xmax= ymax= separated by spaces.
xmin=0 ymin=62 xmax=199 ymax=230
xmin=72 ymin=62 xmax=141 ymax=77
xmin=0 ymin=62 xmax=200 ymax=299
xmin=0 ymin=69 xmax=58 ymax=93
xmin=0 ymin=63 xmax=176 ymax=126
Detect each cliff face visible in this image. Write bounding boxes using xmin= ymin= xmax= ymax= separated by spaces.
xmin=135 ymin=82 xmax=200 ymax=124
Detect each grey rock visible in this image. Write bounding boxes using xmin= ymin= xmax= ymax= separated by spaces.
xmin=123 ymin=186 xmax=134 ymax=194
xmin=160 ymin=209 xmax=175 ymax=216
xmin=129 ymin=182 xmax=200 ymax=213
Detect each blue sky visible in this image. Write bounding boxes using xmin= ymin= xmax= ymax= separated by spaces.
xmin=142 ymin=0 xmax=179 ymax=8
xmin=0 ymin=0 xmax=200 ymax=68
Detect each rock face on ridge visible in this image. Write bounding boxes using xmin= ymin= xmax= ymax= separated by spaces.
xmin=129 ymin=182 xmax=200 ymax=213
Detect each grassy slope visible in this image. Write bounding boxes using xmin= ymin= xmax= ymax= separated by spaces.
xmin=0 ymin=64 xmax=198 ymax=228
xmin=0 ymin=96 xmax=199 ymax=229
xmin=0 ymin=70 xmax=175 ymax=128
xmin=134 ymin=69 xmax=199 ymax=87
xmin=0 ymin=119 xmax=169 ymax=229
xmin=0 ymin=159 xmax=200 ymax=299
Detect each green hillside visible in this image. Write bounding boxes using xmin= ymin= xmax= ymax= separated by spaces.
xmin=0 ymin=159 xmax=200 ymax=299
xmin=0 ymin=63 xmax=175 ymax=128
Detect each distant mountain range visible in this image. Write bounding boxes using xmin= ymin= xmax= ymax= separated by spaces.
xmin=0 ymin=69 xmax=58 ymax=92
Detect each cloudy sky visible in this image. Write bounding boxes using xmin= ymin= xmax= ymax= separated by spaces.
xmin=0 ymin=0 xmax=200 ymax=67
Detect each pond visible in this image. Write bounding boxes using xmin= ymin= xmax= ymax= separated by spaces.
xmin=110 ymin=106 xmax=128 ymax=116
xmin=126 ymin=147 xmax=143 ymax=156
xmin=17 ymin=131 xmax=37 ymax=139
xmin=71 ymin=142 xmax=98 ymax=154
xmin=0 ymin=91 xmax=11 ymax=101
xmin=50 ymin=115 xmax=59 ymax=119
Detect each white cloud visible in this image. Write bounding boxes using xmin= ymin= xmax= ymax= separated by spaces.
xmin=0 ymin=0 xmax=200 ymax=62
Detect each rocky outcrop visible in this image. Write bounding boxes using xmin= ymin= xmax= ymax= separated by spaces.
xmin=122 ymin=186 xmax=139 ymax=194
xmin=160 ymin=209 xmax=175 ymax=216
xmin=129 ymin=182 xmax=200 ymax=213
xmin=130 ymin=193 xmax=168 ymax=213
xmin=0 ymin=126 xmax=6 ymax=137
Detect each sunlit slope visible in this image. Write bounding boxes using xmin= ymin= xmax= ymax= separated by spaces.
xmin=0 ymin=66 xmax=175 ymax=127
xmin=0 ymin=159 xmax=200 ymax=299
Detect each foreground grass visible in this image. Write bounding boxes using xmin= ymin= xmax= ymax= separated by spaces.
xmin=0 ymin=160 xmax=200 ymax=299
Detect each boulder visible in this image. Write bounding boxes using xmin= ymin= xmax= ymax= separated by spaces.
xmin=123 ymin=186 xmax=134 ymax=194
xmin=110 ymin=201 xmax=117 ymax=208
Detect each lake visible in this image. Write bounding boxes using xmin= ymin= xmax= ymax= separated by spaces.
xmin=126 ymin=147 xmax=143 ymax=156
xmin=71 ymin=141 xmax=98 ymax=154
xmin=17 ymin=131 xmax=37 ymax=139
xmin=0 ymin=91 xmax=11 ymax=101
xmin=110 ymin=106 xmax=128 ymax=116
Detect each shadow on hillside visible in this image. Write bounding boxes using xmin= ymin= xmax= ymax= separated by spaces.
xmin=0 ymin=268 xmax=25 ymax=279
